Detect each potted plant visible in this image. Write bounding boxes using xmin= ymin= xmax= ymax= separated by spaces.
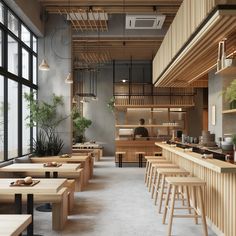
xmin=24 ymin=92 xmax=67 ymax=156
xmin=224 ymin=79 xmax=236 ymax=109
xmin=72 ymin=108 xmax=92 ymax=143
xmin=107 ymin=96 xmax=115 ymax=113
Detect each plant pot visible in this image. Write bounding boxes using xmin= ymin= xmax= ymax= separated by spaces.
xmin=75 ymin=135 xmax=84 ymax=143
xmin=230 ymin=100 xmax=236 ymax=109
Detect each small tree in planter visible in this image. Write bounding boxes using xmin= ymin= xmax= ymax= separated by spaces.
xmin=72 ymin=108 xmax=92 ymax=143
xmin=24 ymin=92 xmax=67 ymax=156
xmin=224 ymin=79 xmax=236 ymax=109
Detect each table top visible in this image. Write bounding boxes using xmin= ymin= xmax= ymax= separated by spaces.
xmin=0 ymin=163 xmax=80 ymax=172
xmin=73 ymin=142 xmax=103 ymax=148
xmin=156 ymin=142 xmax=236 ymax=173
xmin=0 ymin=178 xmax=67 ymax=194
xmin=0 ymin=214 xmax=32 ymax=236
xmin=31 ymin=156 xmax=88 ymax=163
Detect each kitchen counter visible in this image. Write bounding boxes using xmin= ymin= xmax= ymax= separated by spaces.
xmin=115 ymin=139 xmax=161 ymax=165
xmin=156 ymin=142 xmax=236 ymax=235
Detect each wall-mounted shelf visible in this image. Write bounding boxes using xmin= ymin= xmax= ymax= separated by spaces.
xmin=215 ymin=66 xmax=236 ymax=76
xmin=115 ymin=125 xmax=180 ymax=128
xmin=222 ymin=109 xmax=236 ymax=114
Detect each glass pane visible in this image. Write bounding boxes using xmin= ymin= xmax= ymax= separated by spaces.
xmin=8 ymin=79 xmax=18 ymax=159
xmin=7 ymin=11 xmax=18 ymax=36
xmin=0 ymin=76 xmax=4 ymax=161
xmin=22 ymin=48 xmax=29 ymax=80
xmin=0 ymin=30 xmax=2 ymax=67
xmin=33 ymin=35 xmax=37 ymax=53
xmin=33 ymin=55 xmax=37 ymax=84
xmin=22 ymin=86 xmax=30 ymax=154
xmin=0 ymin=2 xmax=4 ymax=24
xmin=21 ymin=24 xmax=30 ymax=47
xmin=8 ymin=35 xmax=18 ymax=75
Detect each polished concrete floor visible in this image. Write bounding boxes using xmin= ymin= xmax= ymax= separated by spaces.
xmin=1 ymin=157 xmax=217 ymax=235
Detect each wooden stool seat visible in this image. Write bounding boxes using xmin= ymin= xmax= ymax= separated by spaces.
xmin=115 ymin=152 xmax=126 ymax=168
xmin=135 ymin=152 xmax=146 ymax=168
xmin=166 ymin=177 xmax=206 ymax=186
xmin=144 ymin=156 xmax=167 ymax=184
xmin=163 ymin=177 xmax=208 ymax=236
xmin=150 ymin=164 xmax=179 ymax=195
xmin=153 ymin=168 xmax=189 ymax=212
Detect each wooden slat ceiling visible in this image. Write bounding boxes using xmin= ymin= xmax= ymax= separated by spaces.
xmin=154 ymin=13 xmax=236 ymax=87
xmin=38 ymin=0 xmax=182 ymax=65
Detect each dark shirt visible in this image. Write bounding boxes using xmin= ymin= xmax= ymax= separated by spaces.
xmin=134 ymin=126 xmax=149 ymax=137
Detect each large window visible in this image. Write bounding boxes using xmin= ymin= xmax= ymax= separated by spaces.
xmin=0 ymin=76 xmax=3 ymax=161
xmin=0 ymin=1 xmax=38 ymax=161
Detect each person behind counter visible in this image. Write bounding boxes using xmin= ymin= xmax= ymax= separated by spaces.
xmin=134 ymin=118 xmax=149 ymax=138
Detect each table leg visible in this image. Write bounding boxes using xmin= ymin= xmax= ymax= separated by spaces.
xmin=27 ymin=194 xmax=34 ymax=236
xmin=15 ymin=194 xmax=22 ymax=214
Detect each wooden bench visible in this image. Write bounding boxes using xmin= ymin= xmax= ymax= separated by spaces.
xmin=0 ymin=187 xmax=68 ymax=230
xmin=0 ymin=214 xmax=32 ymax=236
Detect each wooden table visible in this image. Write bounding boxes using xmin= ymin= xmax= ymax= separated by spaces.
xmin=0 ymin=163 xmax=80 ymax=176
xmin=0 ymin=178 xmax=67 ymax=236
xmin=156 ymin=142 xmax=236 ymax=236
xmin=0 ymin=214 xmax=32 ymax=236
xmin=31 ymin=156 xmax=93 ymax=184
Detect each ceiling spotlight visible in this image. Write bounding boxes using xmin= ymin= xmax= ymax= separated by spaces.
xmin=121 ymin=79 xmax=128 ymax=83
xmin=92 ymin=96 xmax=98 ymax=101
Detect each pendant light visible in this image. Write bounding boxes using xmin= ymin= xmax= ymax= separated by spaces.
xmin=65 ymin=0 xmax=73 ymax=83
xmin=39 ymin=34 xmax=50 ymax=71
xmin=65 ymin=72 xmax=73 ymax=84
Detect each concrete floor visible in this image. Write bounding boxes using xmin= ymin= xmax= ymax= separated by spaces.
xmin=1 ymin=157 xmax=217 ymax=235
xmin=33 ymin=157 xmax=217 ymax=236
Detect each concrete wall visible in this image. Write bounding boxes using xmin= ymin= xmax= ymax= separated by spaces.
xmin=208 ymin=69 xmax=223 ymax=140
xmin=5 ymin=0 xmax=43 ymax=36
xmin=187 ymin=88 xmax=204 ymax=137
xmin=38 ymin=15 xmax=72 ymax=153
xmin=83 ymin=65 xmax=115 ymax=156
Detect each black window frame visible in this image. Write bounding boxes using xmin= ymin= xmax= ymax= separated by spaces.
xmin=0 ymin=0 xmax=38 ymax=162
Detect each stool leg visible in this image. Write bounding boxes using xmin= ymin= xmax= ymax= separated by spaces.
xmin=197 ymin=186 xmax=208 ymax=236
xmin=186 ymin=186 xmax=191 ymax=214
xmin=151 ymin=168 xmax=157 ymax=198
xmin=154 ymin=172 xmax=161 ymax=204
xmin=148 ymin=166 xmax=153 ymax=191
xmin=181 ymin=186 xmax=185 ymax=206
xmin=144 ymin=161 xmax=149 ymax=183
xmin=162 ymin=183 xmax=171 ymax=224
xmin=146 ymin=162 xmax=151 ymax=187
xmin=167 ymin=185 xmax=176 ymax=236
xmin=158 ymin=175 xmax=166 ymax=213
xmin=192 ymin=186 xmax=198 ymax=224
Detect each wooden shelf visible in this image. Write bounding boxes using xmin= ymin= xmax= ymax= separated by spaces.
xmin=215 ymin=66 xmax=236 ymax=76
xmin=114 ymin=104 xmax=194 ymax=109
xmin=115 ymin=125 xmax=180 ymax=128
xmin=222 ymin=109 xmax=236 ymax=114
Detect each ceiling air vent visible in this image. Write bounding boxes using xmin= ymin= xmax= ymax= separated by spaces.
xmin=125 ymin=15 xmax=166 ymax=29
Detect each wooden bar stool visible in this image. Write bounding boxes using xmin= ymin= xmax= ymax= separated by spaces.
xmin=144 ymin=156 xmax=167 ymax=184
xmin=135 ymin=152 xmax=146 ymax=168
xmin=163 ymin=177 xmax=208 ymax=236
xmin=115 ymin=152 xmax=126 ymax=168
xmin=153 ymin=168 xmax=190 ymax=213
xmin=146 ymin=159 xmax=172 ymax=188
xmin=151 ymin=162 xmax=179 ymax=198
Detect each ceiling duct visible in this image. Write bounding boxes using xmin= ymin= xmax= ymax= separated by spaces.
xmin=125 ymin=14 xmax=166 ymax=29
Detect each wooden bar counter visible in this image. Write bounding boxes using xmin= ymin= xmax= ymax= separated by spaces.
xmin=115 ymin=139 xmax=161 ymax=164
xmin=156 ymin=142 xmax=236 ymax=236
